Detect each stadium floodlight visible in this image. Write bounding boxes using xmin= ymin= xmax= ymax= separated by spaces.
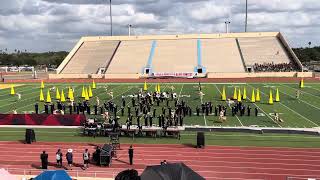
xmin=109 ymin=0 xmax=113 ymax=36
xmin=224 ymin=21 xmax=231 ymax=33
xmin=128 ymin=24 xmax=132 ymax=36
xmin=245 ymin=0 xmax=248 ymax=32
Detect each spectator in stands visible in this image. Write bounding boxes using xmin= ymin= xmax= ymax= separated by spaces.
xmin=83 ymin=149 xmax=90 ymax=170
xmin=40 ymin=151 xmax=48 ymax=169
xmin=56 ymin=149 xmax=63 ymax=168
xmin=253 ymin=62 xmax=296 ymax=72
xmin=66 ymin=149 xmax=73 ymax=170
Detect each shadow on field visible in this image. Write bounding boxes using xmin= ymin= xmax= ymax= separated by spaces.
xmin=182 ymin=143 xmax=196 ymax=148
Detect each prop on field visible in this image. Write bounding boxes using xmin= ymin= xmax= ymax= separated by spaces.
xmin=10 ymin=85 xmax=15 ymax=95
xmin=275 ymin=88 xmax=280 ymax=102
xmin=221 ymin=86 xmax=226 ymax=101
xmin=40 ymin=80 xmax=45 ymax=89
xmin=251 ymin=88 xmax=256 ymax=103
xmin=300 ymin=78 xmax=304 ymax=88
xmin=140 ymin=163 xmax=205 ymax=180
xmin=243 ymin=86 xmax=247 ymax=100
xmin=34 ymin=170 xmax=72 ymax=180
xmin=268 ymin=89 xmax=273 ymax=105
xmin=68 ymin=87 xmax=74 ymax=101
xmin=143 ymin=81 xmax=148 ymax=91
xmin=233 ymin=87 xmax=237 ymax=100
xmin=88 ymin=86 xmax=93 ymax=98
xmin=256 ymin=88 xmax=261 ymax=102
xmin=81 ymin=86 xmax=85 ymax=98
xmin=154 ymin=85 xmax=158 ymax=92
xmin=92 ymin=80 xmax=96 ymax=89
xmin=85 ymin=88 xmax=90 ymax=101
xmin=55 ymin=87 xmax=60 ymax=100
xmin=60 ymin=89 xmax=66 ymax=102
xmin=237 ymin=88 xmax=242 ymax=102
xmin=46 ymin=90 xmax=52 ymax=103
xmin=39 ymin=89 xmax=44 ymax=102
xmin=157 ymin=83 xmax=161 ymax=93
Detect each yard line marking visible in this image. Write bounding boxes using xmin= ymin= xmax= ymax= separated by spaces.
xmin=246 ymin=84 xmax=282 ymax=128
xmin=281 ymin=84 xmax=320 ymax=100
xmin=177 ymin=84 xmax=184 ymax=102
xmin=214 ymin=84 xmax=243 ymax=127
xmin=268 ymin=84 xmax=320 ymax=111
xmin=261 ymin=84 xmax=319 ymax=127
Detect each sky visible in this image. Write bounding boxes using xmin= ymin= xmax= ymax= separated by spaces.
xmin=0 ymin=0 xmax=319 ymax=52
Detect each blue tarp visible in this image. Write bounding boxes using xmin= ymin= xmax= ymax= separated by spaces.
xmin=34 ymin=170 xmax=72 ymax=180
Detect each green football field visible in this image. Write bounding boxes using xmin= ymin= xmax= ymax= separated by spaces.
xmin=1 ymin=82 xmax=320 ymax=128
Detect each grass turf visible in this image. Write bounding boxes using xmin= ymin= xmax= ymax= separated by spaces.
xmin=1 ymin=127 xmax=320 ymax=148
xmin=1 ymin=82 xmax=320 ymax=128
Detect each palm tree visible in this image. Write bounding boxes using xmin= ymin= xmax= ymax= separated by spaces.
xmin=308 ymin=42 xmax=311 ymax=48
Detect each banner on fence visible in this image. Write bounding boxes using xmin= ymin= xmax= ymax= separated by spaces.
xmin=151 ymin=72 xmax=196 ymax=78
xmin=0 ymin=114 xmax=86 ymax=126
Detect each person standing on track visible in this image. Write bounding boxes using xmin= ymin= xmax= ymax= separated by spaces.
xmin=83 ymin=149 xmax=90 ymax=170
xmin=56 ymin=149 xmax=63 ymax=168
xmin=66 ymin=149 xmax=73 ymax=170
xmin=128 ymin=145 xmax=134 ymax=165
xmin=40 ymin=151 xmax=48 ymax=169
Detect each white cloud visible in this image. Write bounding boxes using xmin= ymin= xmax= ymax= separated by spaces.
xmin=0 ymin=0 xmax=319 ymax=52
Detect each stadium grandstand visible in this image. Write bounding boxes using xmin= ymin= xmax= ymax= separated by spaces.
xmin=53 ymin=32 xmax=306 ymax=79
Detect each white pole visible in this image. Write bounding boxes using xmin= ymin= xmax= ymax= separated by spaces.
xmin=128 ymin=24 xmax=131 ymax=36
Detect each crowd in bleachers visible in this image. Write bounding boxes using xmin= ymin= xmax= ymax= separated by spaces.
xmin=253 ymin=62 xmax=296 ymax=72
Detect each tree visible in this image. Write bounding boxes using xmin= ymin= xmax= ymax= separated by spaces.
xmin=308 ymin=42 xmax=312 ymax=48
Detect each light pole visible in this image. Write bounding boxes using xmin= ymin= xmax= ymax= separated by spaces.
xmin=225 ymin=21 xmax=231 ymax=33
xmin=109 ymin=0 xmax=113 ymax=36
xmin=128 ymin=24 xmax=132 ymax=36
xmin=245 ymin=0 xmax=248 ymax=32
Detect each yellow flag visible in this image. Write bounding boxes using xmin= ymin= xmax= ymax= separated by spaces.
xmin=56 ymin=87 xmax=60 ymax=100
xmin=256 ymin=88 xmax=261 ymax=102
xmin=88 ymin=86 xmax=93 ymax=97
xmin=40 ymin=81 xmax=45 ymax=89
xmin=39 ymin=89 xmax=44 ymax=101
xmin=243 ymin=86 xmax=247 ymax=100
xmin=275 ymin=88 xmax=280 ymax=102
xmin=237 ymin=88 xmax=242 ymax=102
xmin=233 ymin=87 xmax=237 ymax=100
xmin=269 ymin=89 xmax=273 ymax=105
xmin=85 ymin=88 xmax=90 ymax=101
xmin=157 ymin=84 xmax=161 ymax=92
xmin=81 ymin=86 xmax=85 ymax=98
xmin=221 ymin=86 xmax=226 ymax=101
xmin=60 ymin=89 xmax=66 ymax=102
xmin=92 ymin=80 xmax=96 ymax=89
xmin=300 ymin=79 xmax=304 ymax=88
xmin=10 ymin=85 xmax=15 ymax=95
xmin=46 ymin=90 xmax=51 ymax=103
xmin=143 ymin=81 xmax=148 ymax=91
xmin=251 ymin=88 xmax=256 ymax=103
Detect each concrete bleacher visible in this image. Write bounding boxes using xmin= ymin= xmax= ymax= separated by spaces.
xmin=55 ymin=32 xmax=303 ymax=79
xmin=202 ymin=38 xmax=245 ymax=73
xmin=151 ymin=39 xmax=197 ymax=73
xmin=106 ymin=40 xmax=152 ymax=74
xmin=61 ymin=41 xmax=119 ymax=74
xmin=238 ymin=37 xmax=292 ymax=66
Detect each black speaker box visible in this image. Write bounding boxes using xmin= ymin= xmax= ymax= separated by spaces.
xmin=197 ymin=132 xmax=205 ymax=148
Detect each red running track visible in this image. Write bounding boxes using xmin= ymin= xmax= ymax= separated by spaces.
xmin=0 ymin=141 xmax=320 ymax=180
